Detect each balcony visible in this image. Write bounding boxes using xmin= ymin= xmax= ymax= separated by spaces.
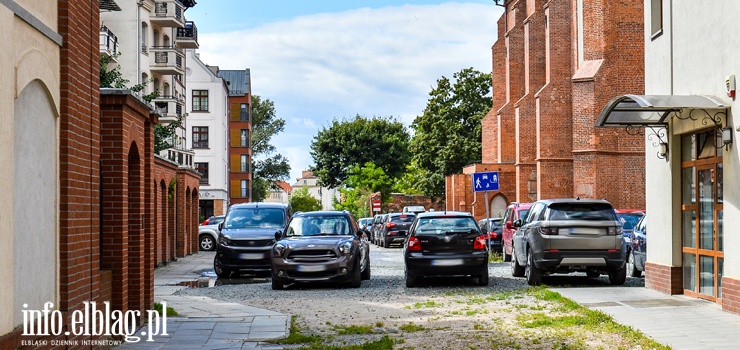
xmin=175 ymin=21 xmax=199 ymax=49
xmin=149 ymin=46 xmax=184 ymax=75
xmin=163 ymin=147 xmax=195 ymax=168
xmin=153 ymin=95 xmax=185 ymax=122
xmin=100 ymin=26 xmax=119 ymax=61
xmin=150 ymin=0 xmax=185 ymax=28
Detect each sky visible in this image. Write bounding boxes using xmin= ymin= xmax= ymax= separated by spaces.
xmin=185 ymin=1 xmax=503 ymax=183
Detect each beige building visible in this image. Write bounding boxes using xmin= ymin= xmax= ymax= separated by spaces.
xmin=292 ymin=171 xmax=339 ymax=210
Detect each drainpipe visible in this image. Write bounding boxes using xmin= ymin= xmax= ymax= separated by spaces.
xmin=137 ymin=0 xmax=143 ymax=86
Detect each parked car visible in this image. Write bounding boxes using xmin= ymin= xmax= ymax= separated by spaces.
xmin=627 ymin=214 xmax=647 ymax=277
xmin=378 ymin=212 xmax=416 ymax=247
xmin=357 ymin=217 xmax=373 ymax=238
xmin=501 ymin=202 xmax=532 ymax=262
xmin=402 ymin=205 xmax=426 ymax=215
xmin=199 ymin=215 xmax=225 ymax=251
xmin=213 ymin=203 xmax=292 ymax=278
xmin=403 ymin=211 xmax=489 ymax=287
xmin=371 ymin=213 xmax=388 ymax=245
xmin=270 ymin=210 xmax=370 ymax=290
xmin=478 ymin=217 xmax=503 ymax=251
xmin=510 ymin=198 xmax=626 ymax=286
xmin=615 ymin=209 xmax=645 ymax=246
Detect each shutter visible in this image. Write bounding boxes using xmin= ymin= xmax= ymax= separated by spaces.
xmin=230 ymin=179 xmax=241 ymax=198
xmin=230 ymin=154 xmax=240 ymax=172
xmin=230 ymin=103 xmax=241 ymax=122
xmin=230 ymin=128 xmax=241 ymax=147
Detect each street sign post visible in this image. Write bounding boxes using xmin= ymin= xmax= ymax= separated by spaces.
xmin=372 ymin=200 xmax=381 ymax=212
xmin=472 ymin=171 xmax=500 ymax=252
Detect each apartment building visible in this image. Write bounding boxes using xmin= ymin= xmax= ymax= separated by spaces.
xmin=292 ymin=171 xmax=339 ymax=210
xmin=218 ymin=69 xmax=254 ymax=205
xmin=447 ymin=0 xmax=646 ymax=220
xmin=266 ymin=181 xmax=293 ymax=204
xmin=186 ymin=50 xmax=230 ymax=218
xmin=100 ymin=0 xmax=198 ymax=167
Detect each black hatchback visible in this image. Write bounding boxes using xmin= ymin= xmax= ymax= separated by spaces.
xmin=403 ymin=211 xmax=489 ymax=287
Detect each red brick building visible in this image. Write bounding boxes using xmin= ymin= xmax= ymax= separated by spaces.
xmin=447 ymin=0 xmax=646 ymax=219
xmin=218 ymin=69 xmax=254 ymax=205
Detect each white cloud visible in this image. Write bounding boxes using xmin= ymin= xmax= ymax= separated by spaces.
xmin=195 ymin=3 xmax=502 ymax=182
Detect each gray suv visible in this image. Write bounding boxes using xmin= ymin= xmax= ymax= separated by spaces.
xmin=510 ymin=198 xmax=626 ymax=286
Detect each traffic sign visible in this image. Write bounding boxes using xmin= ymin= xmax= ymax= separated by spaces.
xmin=372 ymin=200 xmax=381 ymax=212
xmin=472 ymin=171 xmax=499 ymax=192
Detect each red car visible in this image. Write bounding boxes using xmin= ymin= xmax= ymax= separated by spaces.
xmin=501 ymin=202 xmax=532 ymax=262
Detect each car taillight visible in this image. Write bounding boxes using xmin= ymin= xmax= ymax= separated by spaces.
xmin=538 ymin=227 xmax=558 ymax=235
xmin=201 ymin=219 xmax=210 ymax=226
xmin=488 ymin=231 xmax=498 ymax=239
xmin=407 ymin=236 xmax=421 ymax=251
xmin=386 ymin=223 xmax=396 ymax=229
xmin=474 ymin=235 xmax=487 ymax=250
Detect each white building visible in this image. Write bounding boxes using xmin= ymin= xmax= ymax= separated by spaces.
xmin=100 ymin=0 xmax=198 ymax=167
xmin=597 ymin=1 xmax=739 ymax=312
xmin=292 ymin=171 xmax=339 ymax=210
xmin=186 ymin=50 xmax=229 ymax=218
xmin=265 ymin=181 xmax=292 ymax=204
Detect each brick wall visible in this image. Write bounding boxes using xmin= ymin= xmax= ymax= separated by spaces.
xmin=645 ymin=262 xmax=683 ymax=295
xmin=722 ymin=277 xmax=740 ymax=315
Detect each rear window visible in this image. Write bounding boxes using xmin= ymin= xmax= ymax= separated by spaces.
xmin=548 ymin=203 xmax=616 ymax=221
xmin=223 ymin=208 xmax=286 ymax=229
xmin=617 ymin=213 xmax=643 ymax=230
xmin=210 ymin=216 xmax=225 ymax=225
xmin=415 ymin=217 xmax=479 ymax=234
xmin=391 ymin=214 xmax=416 ymax=223
xmin=517 ymin=209 xmax=530 ymax=220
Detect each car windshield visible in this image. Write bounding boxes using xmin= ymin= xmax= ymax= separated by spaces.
xmin=210 ymin=216 xmax=225 ymax=225
xmin=286 ymin=216 xmax=352 ymax=236
xmin=415 ymin=217 xmax=478 ymax=234
xmin=548 ymin=203 xmax=617 ymax=221
xmin=223 ymin=208 xmax=285 ymax=229
xmin=391 ymin=214 xmax=416 ymax=223
xmin=617 ymin=213 xmax=643 ymax=230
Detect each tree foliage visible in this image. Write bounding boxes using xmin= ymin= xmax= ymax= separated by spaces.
xmin=410 ymin=67 xmax=492 ymax=198
xmin=310 ymin=115 xmax=410 ymax=189
xmin=289 ymin=186 xmax=322 ymax=212
xmin=251 ymin=95 xmax=291 ymax=202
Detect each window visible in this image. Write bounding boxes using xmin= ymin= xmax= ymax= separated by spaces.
xmin=240 ymin=154 xmax=249 ymax=172
xmin=240 ymin=180 xmax=249 ymax=197
xmin=192 ymin=126 xmax=208 ymax=148
xmin=192 ymin=90 xmax=209 ymax=111
xmin=240 ymin=129 xmax=249 ymax=147
xmin=195 ymin=162 xmax=209 ymax=184
xmin=240 ymin=103 xmax=250 ymax=122
xmin=650 ymin=0 xmax=663 ymax=38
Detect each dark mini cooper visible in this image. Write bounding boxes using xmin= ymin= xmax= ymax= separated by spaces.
xmin=403 ymin=211 xmax=489 ymax=287
xmin=270 ymin=211 xmax=370 ymax=290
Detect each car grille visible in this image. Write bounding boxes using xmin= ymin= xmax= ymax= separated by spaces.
xmin=287 ymin=250 xmax=337 ymax=263
xmin=231 ymin=238 xmax=274 ymax=247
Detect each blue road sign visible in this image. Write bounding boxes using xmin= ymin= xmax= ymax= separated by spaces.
xmin=472 ymin=171 xmax=499 ymax=192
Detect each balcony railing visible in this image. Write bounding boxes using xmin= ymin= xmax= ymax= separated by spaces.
xmin=149 ymin=46 xmax=184 ymax=75
xmin=192 ymin=141 xmax=209 ymax=149
xmin=164 ymin=147 xmax=195 ymax=168
xmin=153 ymin=95 xmax=185 ymax=121
xmin=99 ymin=26 xmax=119 ymax=60
xmin=151 ymin=0 xmax=185 ymax=28
xmin=175 ymin=21 xmax=199 ymax=49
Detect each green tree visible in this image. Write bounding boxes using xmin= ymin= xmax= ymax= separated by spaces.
xmin=410 ymin=67 xmax=492 ymax=199
xmin=334 ymin=162 xmax=395 ymax=218
xmin=310 ymin=115 xmax=410 ymax=188
xmin=250 ymin=95 xmax=291 ymax=201
xmin=289 ymin=186 xmax=322 ymax=212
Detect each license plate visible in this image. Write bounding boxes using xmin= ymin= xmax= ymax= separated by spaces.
xmin=562 ymin=228 xmax=603 ymax=235
xmin=239 ymin=253 xmax=264 ymax=260
xmin=431 ymin=259 xmax=463 ymax=266
xmin=297 ymin=265 xmax=326 ymax=272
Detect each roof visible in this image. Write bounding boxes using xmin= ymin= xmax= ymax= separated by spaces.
xmin=595 ymin=94 xmax=727 ymax=128
xmin=295 ymin=211 xmax=349 ymax=217
xmin=274 ymin=181 xmax=293 ymax=194
xmin=229 ymin=202 xmax=288 ymax=209
xmin=217 ymin=69 xmax=251 ymax=97
xmin=536 ymin=198 xmax=613 ymax=206
xmin=416 ymin=211 xmax=473 ymax=218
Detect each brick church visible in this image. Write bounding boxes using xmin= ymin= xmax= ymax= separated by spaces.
xmin=447 ymin=0 xmax=646 ymax=218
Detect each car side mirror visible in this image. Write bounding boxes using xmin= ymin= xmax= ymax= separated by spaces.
xmin=513 ymin=220 xmax=522 ymax=228
xmin=275 ymin=230 xmax=284 ymax=241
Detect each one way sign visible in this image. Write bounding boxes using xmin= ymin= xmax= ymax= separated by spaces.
xmin=472 ymin=171 xmax=499 ymax=192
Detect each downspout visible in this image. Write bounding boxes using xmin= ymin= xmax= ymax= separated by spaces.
xmin=137 ymin=0 xmax=143 ymax=86
xmin=669 ymin=0 xmax=673 ymax=94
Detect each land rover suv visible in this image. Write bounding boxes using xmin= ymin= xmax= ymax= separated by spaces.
xmin=510 ymin=198 xmax=626 ymax=286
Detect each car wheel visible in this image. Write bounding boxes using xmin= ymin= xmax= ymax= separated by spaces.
xmin=511 ymin=246 xmax=525 ymax=277
xmin=525 ymin=249 xmax=543 ymax=286
xmin=380 ymin=237 xmax=386 ymax=248
xmin=586 ymin=271 xmax=600 ymax=278
xmin=609 ymin=266 xmax=627 ymax=285
xmin=271 ymin=277 xmax=284 ymax=290
xmin=405 ymin=269 xmax=416 ymax=288
xmin=361 ymin=256 xmax=371 ymax=280
xmin=478 ymin=267 xmax=489 ymax=286
xmin=502 ymin=243 xmax=512 ymax=262
xmin=213 ymin=257 xmax=232 ymax=278
xmin=627 ymin=251 xmax=641 ymax=278
xmin=349 ymin=258 xmax=362 ymax=288
xmin=199 ymin=235 xmax=215 ymax=251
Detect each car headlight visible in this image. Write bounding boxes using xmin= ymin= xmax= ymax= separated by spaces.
xmin=218 ymin=233 xmax=232 ymax=246
xmin=339 ymin=241 xmax=353 ymax=255
xmin=273 ymin=243 xmax=286 ymax=257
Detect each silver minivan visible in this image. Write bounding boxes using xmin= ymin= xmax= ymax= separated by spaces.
xmin=510 ymin=198 xmax=626 ymax=286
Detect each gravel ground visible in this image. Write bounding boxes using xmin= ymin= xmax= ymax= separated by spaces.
xmin=177 ymin=246 xmax=647 ymax=349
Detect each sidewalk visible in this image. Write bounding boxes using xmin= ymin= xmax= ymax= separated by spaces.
xmin=116 ymin=251 xmax=289 ymax=350
xmin=551 ymin=286 xmax=740 ymax=350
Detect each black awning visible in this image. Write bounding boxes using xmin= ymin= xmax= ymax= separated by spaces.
xmin=595 ymin=94 xmax=727 ymax=127
xmin=100 ymin=0 xmax=121 ymax=11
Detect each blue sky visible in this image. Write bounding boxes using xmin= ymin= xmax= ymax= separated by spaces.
xmin=186 ymin=1 xmax=503 ymax=183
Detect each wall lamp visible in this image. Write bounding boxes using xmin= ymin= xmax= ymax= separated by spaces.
xmin=658 ymin=141 xmax=669 ymax=160
xmin=722 ymin=125 xmax=733 ymax=150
